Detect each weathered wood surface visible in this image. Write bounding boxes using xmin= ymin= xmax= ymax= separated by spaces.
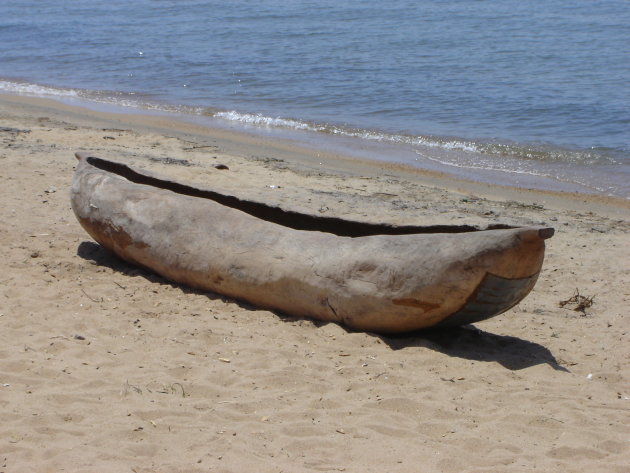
xmin=71 ymin=152 xmax=553 ymax=333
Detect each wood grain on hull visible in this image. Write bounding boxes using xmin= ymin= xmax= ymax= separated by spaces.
xmin=71 ymin=153 xmax=553 ymax=333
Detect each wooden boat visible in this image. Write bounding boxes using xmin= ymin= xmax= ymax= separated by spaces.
xmin=71 ymin=152 xmax=554 ymax=333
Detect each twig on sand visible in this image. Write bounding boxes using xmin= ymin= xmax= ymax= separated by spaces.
xmin=153 ymin=382 xmax=187 ymax=397
xmin=121 ymin=380 xmax=143 ymax=396
xmin=81 ymin=287 xmax=103 ymax=303
xmin=559 ymin=288 xmax=595 ymax=314
xmin=171 ymin=382 xmax=187 ymax=398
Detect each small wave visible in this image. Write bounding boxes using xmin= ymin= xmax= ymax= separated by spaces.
xmin=411 ymin=136 xmax=481 ymax=153
xmin=211 ymin=110 xmax=485 ymax=153
xmin=211 ymin=109 xmax=620 ymax=166
xmin=3 ymin=78 xmax=623 ymax=177
xmin=0 ymin=80 xmax=80 ymax=98
xmin=416 ymin=151 xmax=619 ymax=196
xmin=214 ymin=110 xmax=322 ymax=131
xmin=0 ymin=78 xmax=204 ymax=116
xmin=469 ymin=142 xmax=621 ymax=165
xmin=82 ymin=90 xmax=173 ymax=113
xmin=416 ymin=151 xmax=552 ymax=178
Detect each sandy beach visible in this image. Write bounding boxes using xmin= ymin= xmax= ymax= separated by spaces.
xmin=1 ymin=93 xmax=628 ymax=472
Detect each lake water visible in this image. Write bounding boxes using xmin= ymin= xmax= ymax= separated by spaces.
xmin=1 ymin=0 xmax=629 ymax=198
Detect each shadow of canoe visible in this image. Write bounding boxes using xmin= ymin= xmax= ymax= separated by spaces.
xmin=377 ymin=325 xmax=568 ymax=372
xmin=78 ymin=241 xmax=567 ymax=372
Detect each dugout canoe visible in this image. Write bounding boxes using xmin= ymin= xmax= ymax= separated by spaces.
xmin=71 ymin=152 xmax=554 ymax=333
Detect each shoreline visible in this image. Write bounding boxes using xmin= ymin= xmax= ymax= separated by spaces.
xmin=2 ymin=91 xmax=629 ymax=219
xmin=1 ymin=90 xmax=629 ymax=472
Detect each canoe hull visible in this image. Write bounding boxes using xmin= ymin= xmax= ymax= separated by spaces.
xmin=71 ymin=153 xmax=553 ymax=333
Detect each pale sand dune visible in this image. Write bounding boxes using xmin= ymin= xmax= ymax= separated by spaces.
xmin=0 ymin=94 xmax=628 ymax=472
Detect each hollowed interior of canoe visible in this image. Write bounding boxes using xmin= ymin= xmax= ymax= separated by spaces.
xmin=87 ymin=156 xmax=515 ymax=237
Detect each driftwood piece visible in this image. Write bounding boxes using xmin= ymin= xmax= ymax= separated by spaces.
xmin=70 ymin=152 xmax=553 ymax=333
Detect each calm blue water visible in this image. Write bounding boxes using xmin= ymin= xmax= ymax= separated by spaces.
xmin=1 ymin=0 xmax=629 ymax=197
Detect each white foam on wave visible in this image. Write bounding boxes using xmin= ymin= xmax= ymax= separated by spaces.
xmin=0 ymin=79 xmax=202 ymax=117
xmin=321 ymin=126 xmax=481 ymax=153
xmin=214 ymin=110 xmax=322 ymax=132
xmin=411 ymin=136 xmax=481 ymax=153
xmin=0 ymin=80 xmax=80 ymax=98
xmin=214 ymin=110 xmax=487 ymax=157
xmin=214 ymin=108 xmax=610 ymax=167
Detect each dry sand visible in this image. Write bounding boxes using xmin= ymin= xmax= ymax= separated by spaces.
xmin=1 ymin=93 xmax=629 ymax=472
